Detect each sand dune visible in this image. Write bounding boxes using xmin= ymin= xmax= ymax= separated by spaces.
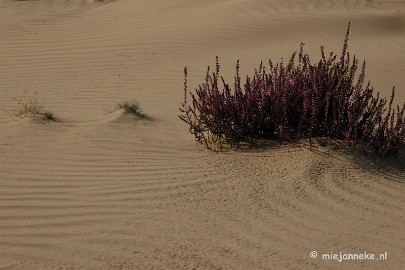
xmin=0 ymin=0 xmax=404 ymax=269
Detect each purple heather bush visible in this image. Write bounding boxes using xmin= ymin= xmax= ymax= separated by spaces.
xmin=179 ymin=23 xmax=405 ymax=157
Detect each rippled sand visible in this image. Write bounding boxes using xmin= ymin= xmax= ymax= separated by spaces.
xmin=0 ymin=0 xmax=404 ymax=269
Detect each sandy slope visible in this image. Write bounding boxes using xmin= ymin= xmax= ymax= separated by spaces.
xmin=0 ymin=0 xmax=404 ymax=269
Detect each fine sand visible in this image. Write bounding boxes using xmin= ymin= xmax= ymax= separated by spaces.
xmin=0 ymin=0 xmax=404 ymax=269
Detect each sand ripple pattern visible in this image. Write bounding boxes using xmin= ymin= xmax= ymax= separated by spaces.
xmin=0 ymin=0 xmax=404 ymax=269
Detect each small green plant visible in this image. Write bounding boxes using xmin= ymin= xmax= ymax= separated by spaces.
xmin=43 ymin=110 xmax=56 ymax=121
xmin=117 ymin=100 xmax=149 ymax=118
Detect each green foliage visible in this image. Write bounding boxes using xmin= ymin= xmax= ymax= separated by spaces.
xmin=117 ymin=100 xmax=149 ymax=118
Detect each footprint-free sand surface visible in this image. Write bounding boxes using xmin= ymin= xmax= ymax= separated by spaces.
xmin=0 ymin=0 xmax=404 ymax=269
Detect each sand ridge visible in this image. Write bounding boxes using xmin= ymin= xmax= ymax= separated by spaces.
xmin=0 ymin=0 xmax=404 ymax=269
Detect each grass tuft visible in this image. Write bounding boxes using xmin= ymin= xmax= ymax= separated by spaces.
xmin=11 ymin=95 xmax=58 ymax=122
xmin=43 ymin=110 xmax=56 ymax=121
xmin=13 ymin=97 xmax=44 ymax=118
xmin=117 ymin=100 xmax=149 ymax=118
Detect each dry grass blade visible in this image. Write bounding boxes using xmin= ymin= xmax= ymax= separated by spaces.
xmin=10 ymin=96 xmax=57 ymax=122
